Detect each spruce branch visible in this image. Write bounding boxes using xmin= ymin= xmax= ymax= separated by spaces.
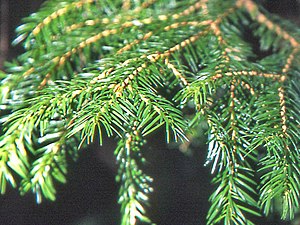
xmin=115 ymin=120 xmax=154 ymax=225
xmin=1 ymin=0 xmax=300 ymax=224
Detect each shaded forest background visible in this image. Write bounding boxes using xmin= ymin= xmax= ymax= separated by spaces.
xmin=0 ymin=1 xmax=299 ymax=225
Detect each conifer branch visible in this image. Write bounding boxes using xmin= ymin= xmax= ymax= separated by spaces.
xmin=20 ymin=0 xmax=209 ymax=88
xmin=256 ymin=40 xmax=300 ymax=220
xmin=32 ymin=0 xmax=96 ymax=37
xmin=64 ymin=0 xmax=158 ymax=34
xmin=1 ymin=1 xmax=300 ymax=224
xmin=122 ymin=0 xmax=131 ymax=11
xmin=115 ymin=124 xmax=153 ymax=225
xmin=237 ymin=0 xmax=299 ymax=48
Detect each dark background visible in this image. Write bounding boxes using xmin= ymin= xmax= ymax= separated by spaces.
xmin=0 ymin=1 xmax=299 ymax=225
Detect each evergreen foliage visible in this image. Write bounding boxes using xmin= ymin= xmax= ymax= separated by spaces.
xmin=1 ymin=0 xmax=300 ymax=224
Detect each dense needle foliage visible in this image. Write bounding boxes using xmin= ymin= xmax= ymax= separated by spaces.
xmin=1 ymin=0 xmax=300 ymax=224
